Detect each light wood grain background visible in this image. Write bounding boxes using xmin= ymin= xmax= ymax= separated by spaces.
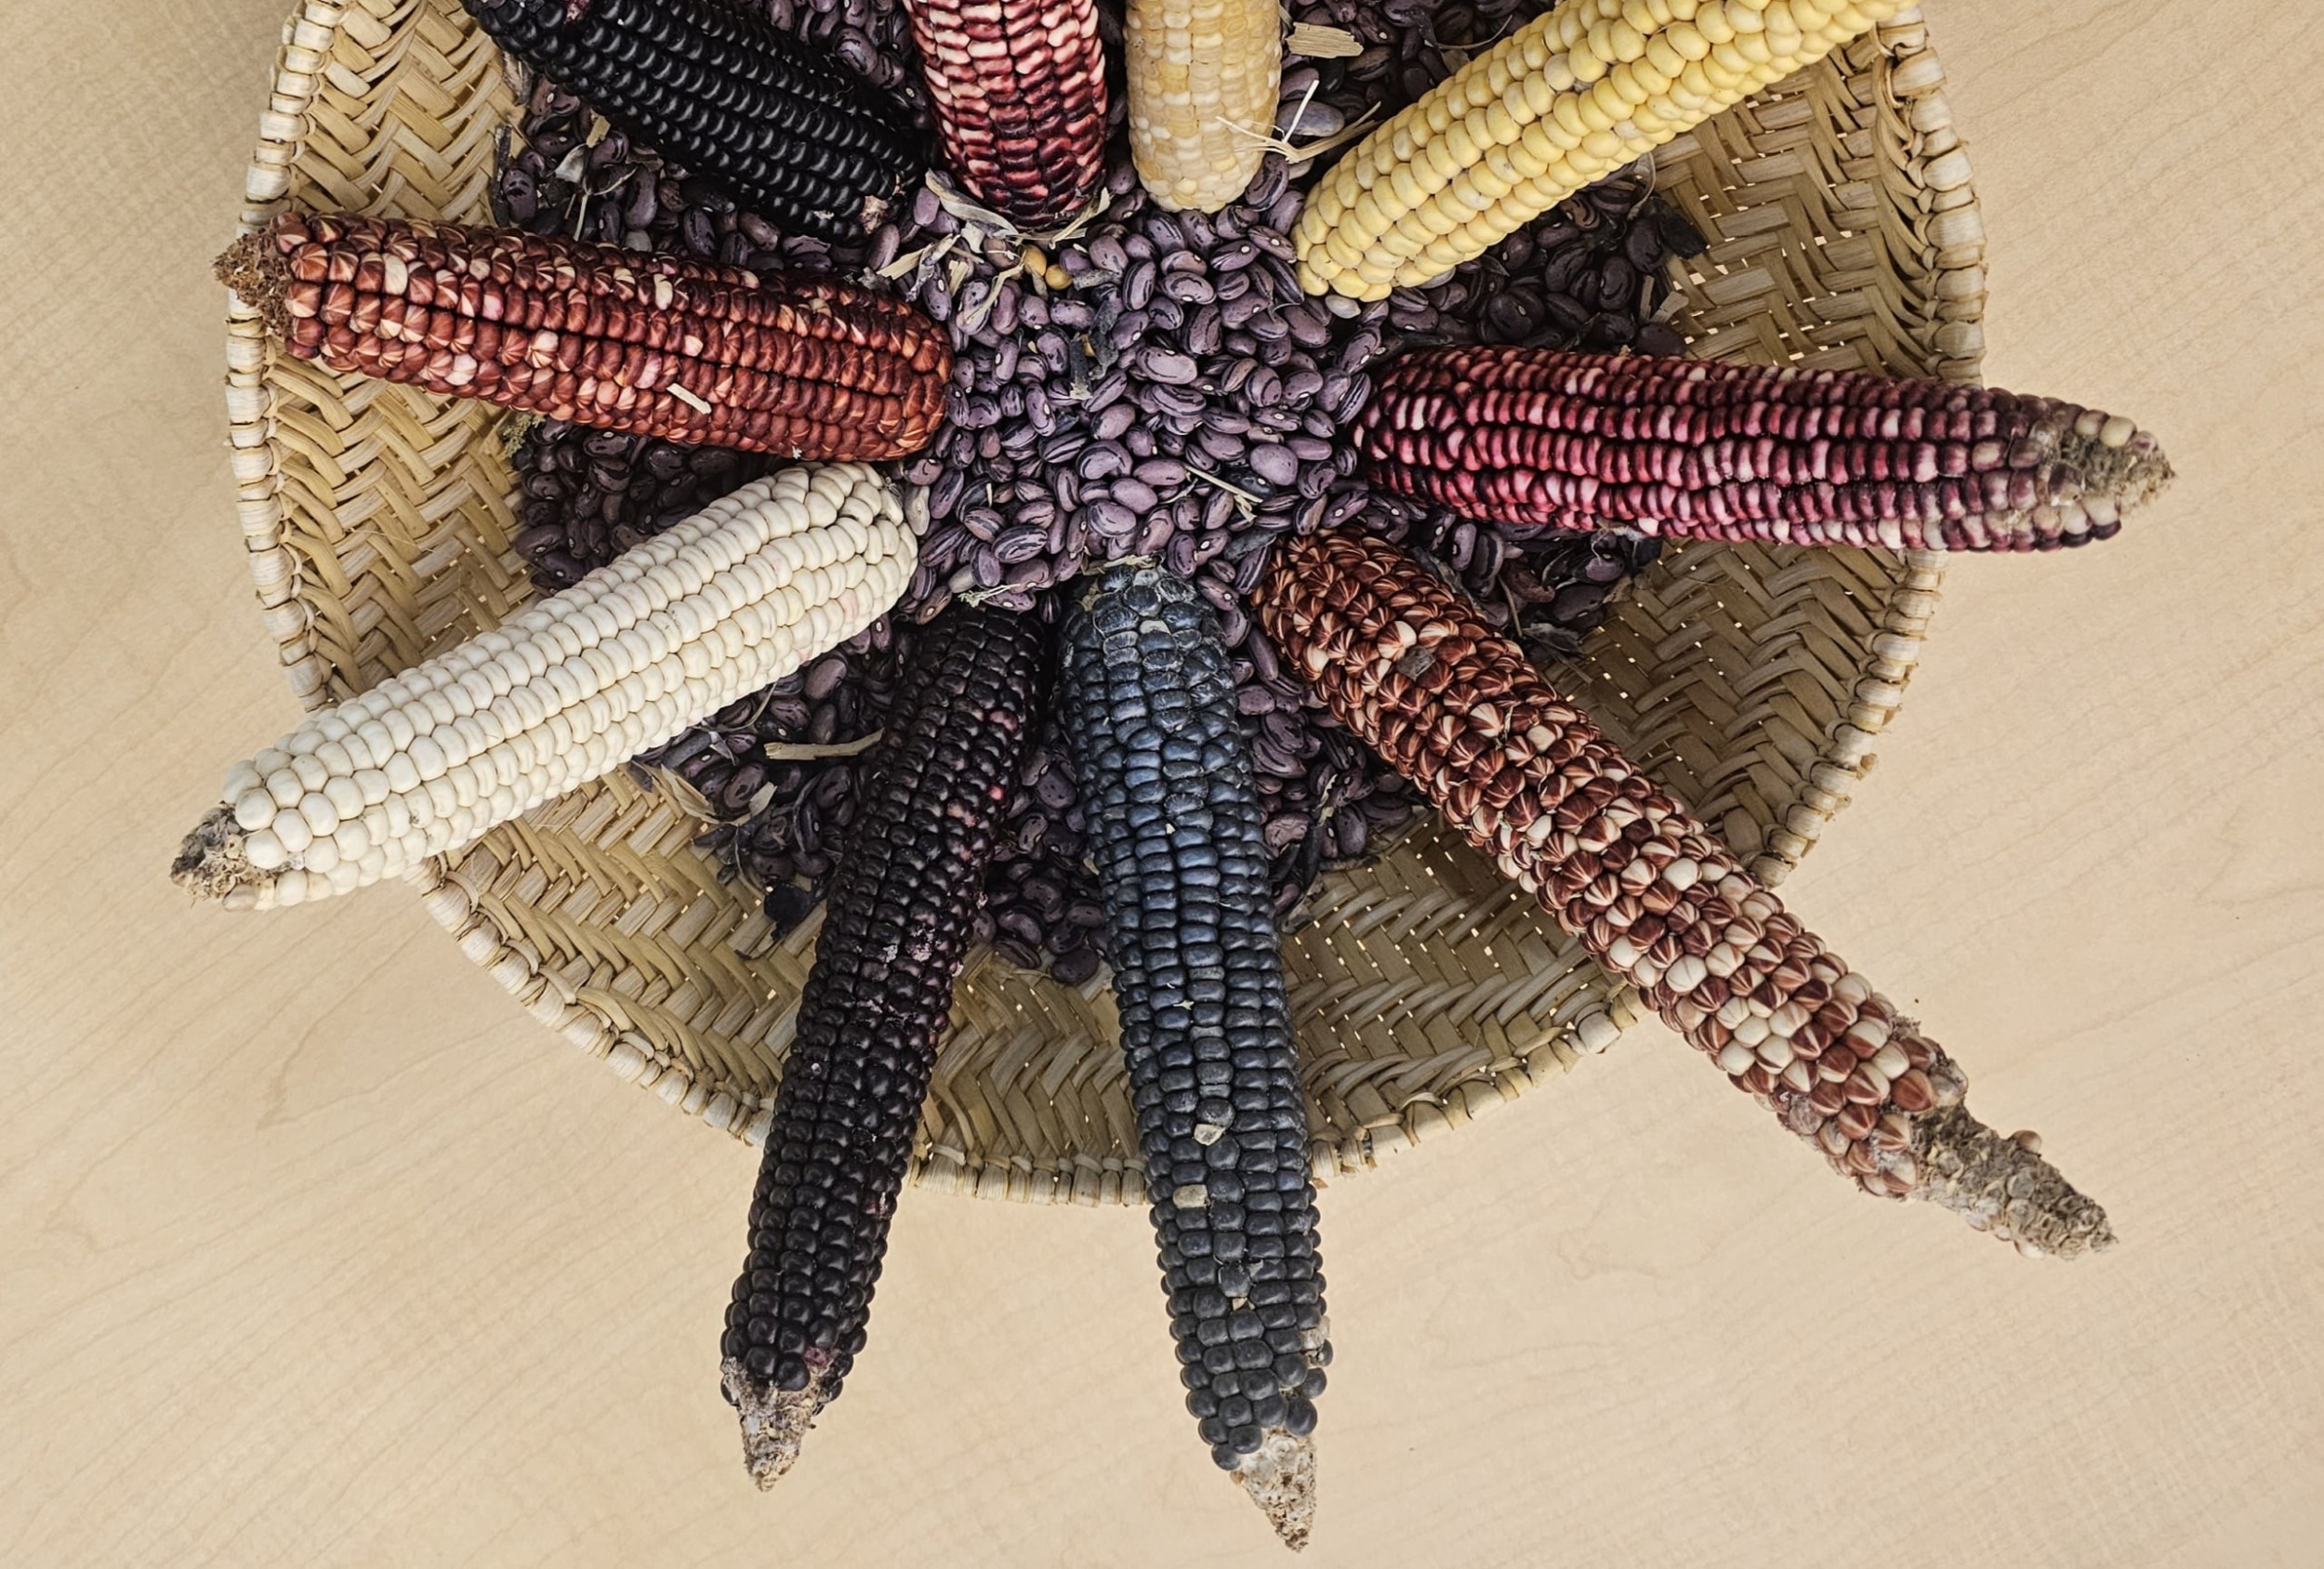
xmin=4 ymin=2 xmax=2320 ymax=1564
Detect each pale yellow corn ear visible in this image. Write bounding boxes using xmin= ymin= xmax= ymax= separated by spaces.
xmin=1125 ymin=0 xmax=1284 ymax=213
xmin=1295 ymin=0 xmax=1907 ymax=299
xmin=173 ymin=465 xmax=916 ymax=912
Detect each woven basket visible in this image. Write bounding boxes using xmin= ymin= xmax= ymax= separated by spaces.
xmin=222 ymin=0 xmax=1979 ymax=1202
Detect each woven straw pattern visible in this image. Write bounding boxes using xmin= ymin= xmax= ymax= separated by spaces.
xmin=222 ymin=0 xmax=1978 ymax=1202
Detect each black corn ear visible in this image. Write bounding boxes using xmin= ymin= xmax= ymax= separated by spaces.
xmin=720 ymin=600 xmax=1047 ymax=1483
xmin=1060 ymin=564 xmax=1327 ymax=1550
xmin=466 ymin=0 xmax=926 ymax=241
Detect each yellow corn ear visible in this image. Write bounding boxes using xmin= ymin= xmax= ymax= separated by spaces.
xmin=1125 ymin=0 xmax=1284 ymax=213
xmin=1295 ymin=0 xmax=1906 ymax=299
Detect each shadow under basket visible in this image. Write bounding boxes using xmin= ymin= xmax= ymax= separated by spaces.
xmin=223 ymin=0 xmax=1978 ymax=1202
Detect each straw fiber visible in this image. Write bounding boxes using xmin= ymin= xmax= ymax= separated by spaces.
xmin=222 ymin=0 xmax=1979 ymax=1201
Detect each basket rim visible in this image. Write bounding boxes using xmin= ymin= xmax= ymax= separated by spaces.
xmin=219 ymin=0 xmax=1978 ymax=1199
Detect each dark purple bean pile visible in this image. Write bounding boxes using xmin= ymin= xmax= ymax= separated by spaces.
xmin=644 ymin=624 xmax=903 ymax=936
xmin=891 ymin=152 xmax=1371 ymax=619
xmin=509 ymin=426 xmax=772 ymax=592
xmin=490 ymin=0 xmax=1703 ymax=981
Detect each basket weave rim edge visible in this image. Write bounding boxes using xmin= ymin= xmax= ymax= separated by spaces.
xmin=216 ymin=0 xmax=1981 ymax=1200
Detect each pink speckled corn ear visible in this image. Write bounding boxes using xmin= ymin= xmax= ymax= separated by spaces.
xmin=905 ymin=0 xmax=1108 ymax=227
xmin=1357 ymin=346 xmax=2172 ymax=552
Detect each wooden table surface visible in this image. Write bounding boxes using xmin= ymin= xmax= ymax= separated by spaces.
xmin=5 ymin=3 xmax=2319 ymax=1564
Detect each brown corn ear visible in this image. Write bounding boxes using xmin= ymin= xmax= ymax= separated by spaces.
xmin=219 ymin=212 xmax=952 ymax=460
xmin=1357 ymin=347 xmax=2173 ymax=552
xmin=905 ymin=0 xmax=1108 ymax=228
xmin=1254 ymin=529 xmax=2115 ymax=1259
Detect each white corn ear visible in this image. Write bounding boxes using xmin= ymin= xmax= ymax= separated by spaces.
xmin=1125 ymin=0 xmax=1284 ymax=212
xmin=175 ymin=464 xmax=917 ymax=911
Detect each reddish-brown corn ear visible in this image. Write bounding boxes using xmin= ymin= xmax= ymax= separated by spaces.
xmin=223 ymin=212 xmax=951 ymax=460
xmin=1254 ymin=529 xmax=2114 ymax=1258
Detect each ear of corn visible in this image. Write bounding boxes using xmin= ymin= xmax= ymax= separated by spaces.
xmin=1255 ymin=530 xmax=2115 ymax=1259
xmin=721 ymin=600 xmax=1045 ymax=1485
xmin=1061 ymin=565 xmax=1327 ymax=1549
xmin=172 ymin=466 xmax=914 ymax=911
xmin=1358 ymin=347 xmax=2175 ymax=550
xmin=905 ymin=0 xmax=1109 ymax=228
xmin=1125 ymin=0 xmax=1284 ymax=213
xmin=1295 ymin=0 xmax=1908 ymax=299
xmin=218 ymin=213 xmax=951 ymax=460
xmin=464 ymin=0 xmax=923 ymax=240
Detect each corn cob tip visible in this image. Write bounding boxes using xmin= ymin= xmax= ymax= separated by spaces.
xmin=1235 ymin=1431 xmax=1317 ymax=1550
xmin=1906 ymin=1102 xmax=2115 ymax=1259
xmin=2057 ymin=423 xmax=2176 ymax=520
xmin=722 ymin=1358 xmax=833 ymax=1489
xmin=214 ymin=231 xmax=291 ymax=337
xmin=171 ymin=805 xmax=262 ymax=905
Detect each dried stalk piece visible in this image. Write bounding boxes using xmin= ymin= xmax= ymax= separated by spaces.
xmin=1062 ymin=565 xmax=1328 ymax=1549
xmin=1125 ymin=0 xmax=1286 ymax=212
xmin=1357 ymin=347 xmax=2174 ymax=550
xmin=905 ymin=0 xmax=1109 ymax=227
xmin=218 ymin=213 xmax=951 ymax=459
xmin=463 ymin=0 xmax=924 ymax=240
xmin=722 ymin=601 xmax=1045 ymax=1483
xmin=172 ymin=467 xmax=914 ymax=910
xmin=1255 ymin=530 xmax=2114 ymax=1258
xmin=1295 ymin=0 xmax=1908 ymax=298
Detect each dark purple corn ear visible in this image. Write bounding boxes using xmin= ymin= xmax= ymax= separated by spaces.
xmin=720 ymin=600 xmax=1046 ymax=1484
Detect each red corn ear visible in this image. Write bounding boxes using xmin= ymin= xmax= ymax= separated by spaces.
xmin=1356 ymin=346 xmax=2173 ymax=552
xmin=905 ymin=0 xmax=1109 ymax=227
xmin=218 ymin=212 xmax=952 ymax=460
xmin=1254 ymin=528 xmax=2115 ymax=1259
